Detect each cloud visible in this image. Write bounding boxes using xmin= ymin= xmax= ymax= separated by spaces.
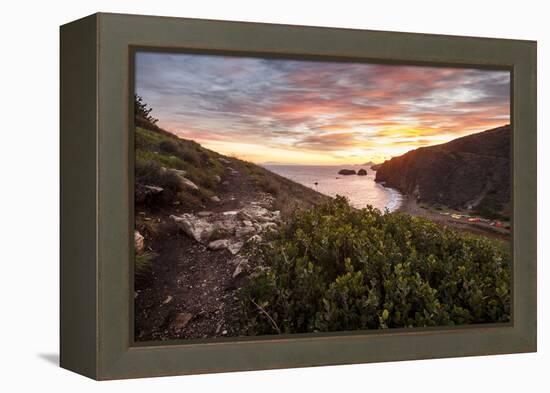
xmin=135 ymin=52 xmax=510 ymax=163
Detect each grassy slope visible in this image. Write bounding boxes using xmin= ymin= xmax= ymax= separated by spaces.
xmin=135 ymin=125 xmax=328 ymax=215
xmin=134 ymin=124 xmax=328 ymax=277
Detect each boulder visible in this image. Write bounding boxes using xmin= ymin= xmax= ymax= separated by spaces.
xmin=208 ymin=239 xmax=230 ymax=251
xmin=171 ymin=169 xmax=187 ymax=177
xmin=134 ymin=231 xmax=145 ymax=254
xmin=235 ymin=226 xmax=256 ymax=239
xmin=357 ymin=168 xmax=368 ymax=176
xmin=338 ymin=169 xmax=356 ymax=175
xmin=227 ymin=241 xmax=244 ymax=255
xmin=178 ymin=176 xmax=199 ymax=191
xmin=238 ymin=205 xmax=273 ymax=222
xmin=170 ymin=214 xmax=215 ymax=243
xmin=162 ymin=168 xmax=199 ymax=190
xmin=210 ymin=195 xmax=221 ymax=203
xmin=197 ymin=211 xmax=214 ymax=217
xmin=213 ymin=175 xmax=222 ymax=183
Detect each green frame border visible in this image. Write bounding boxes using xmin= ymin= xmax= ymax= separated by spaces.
xmin=60 ymin=12 xmax=536 ymax=380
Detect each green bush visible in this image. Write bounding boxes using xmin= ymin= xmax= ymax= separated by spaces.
xmin=135 ymin=160 xmax=182 ymax=193
xmin=239 ymin=196 xmax=511 ymax=335
xmin=159 ymin=139 xmax=183 ymax=156
xmin=135 ymin=251 xmax=158 ymax=278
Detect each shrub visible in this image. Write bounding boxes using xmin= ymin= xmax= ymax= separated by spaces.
xmin=159 ymin=140 xmax=183 ymax=157
xmin=135 ymin=251 xmax=158 ymax=278
xmin=134 ymin=95 xmax=158 ymax=126
xmin=135 ymin=160 xmax=182 ymax=193
xmin=239 ymin=196 xmax=511 ymax=335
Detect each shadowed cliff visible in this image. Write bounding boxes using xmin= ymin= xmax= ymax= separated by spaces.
xmin=375 ymin=125 xmax=511 ymax=219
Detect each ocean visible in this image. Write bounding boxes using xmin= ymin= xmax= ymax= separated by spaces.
xmin=263 ymin=164 xmax=403 ymax=212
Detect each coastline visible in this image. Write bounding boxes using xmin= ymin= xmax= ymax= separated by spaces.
xmin=380 ymin=184 xmax=403 ymax=212
xmin=396 ymin=195 xmax=510 ymax=241
xmin=265 ymin=164 xmax=402 ymax=212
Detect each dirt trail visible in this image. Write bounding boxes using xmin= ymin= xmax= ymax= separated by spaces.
xmin=398 ymin=196 xmax=510 ymax=242
xmin=134 ymin=164 xmax=264 ymax=341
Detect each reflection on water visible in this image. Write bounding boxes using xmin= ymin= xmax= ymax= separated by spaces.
xmin=263 ymin=164 xmax=402 ymax=212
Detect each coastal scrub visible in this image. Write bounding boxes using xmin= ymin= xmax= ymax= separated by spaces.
xmin=239 ymin=196 xmax=511 ymax=334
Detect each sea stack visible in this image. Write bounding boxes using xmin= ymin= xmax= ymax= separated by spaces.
xmin=357 ymin=168 xmax=367 ymax=176
xmin=338 ymin=169 xmax=356 ymax=175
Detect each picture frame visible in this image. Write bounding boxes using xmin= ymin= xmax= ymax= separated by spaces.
xmin=60 ymin=12 xmax=537 ymax=380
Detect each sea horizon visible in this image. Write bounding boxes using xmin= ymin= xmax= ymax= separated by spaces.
xmin=262 ymin=163 xmax=403 ymax=212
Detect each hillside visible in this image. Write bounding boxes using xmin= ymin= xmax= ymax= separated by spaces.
xmin=133 ymin=106 xmax=510 ymax=341
xmin=375 ymin=125 xmax=511 ymax=219
xmin=134 ymin=121 xmax=329 ymax=341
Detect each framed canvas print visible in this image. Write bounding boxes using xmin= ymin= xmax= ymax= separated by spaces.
xmin=60 ymin=13 xmax=537 ymax=380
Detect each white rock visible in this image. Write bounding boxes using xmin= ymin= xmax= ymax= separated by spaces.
xmin=235 ymin=226 xmax=256 ymax=239
xmin=210 ymin=196 xmax=221 ymax=203
xmin=197 ymin=211 xmax=213 ymax=217
xmin=247 ymin=234 xmax=263 ymax=244
xmin=208 ymin=239 xmax=230 ymax=251
xmin=261 ymin=222 xmax=279 ymax=233
xmin=134 ymin=231 xmax=144 ymax=254
xmin=170 ymin=214 xmax=215 ymax=243
xmin=213 ymin=175 xmax=222 ymax=183
xmin=179 ymin=177 xmax=199 ymax=191
xmin=238 ymin=205 xmax=271 ymax=221
xmin=171 ymin=169 xmax=187 ymax=176
xmin=227 ymin=241 xmax=244 ymax=255
xmin=143 ymin=185 xmax=163 ymax=193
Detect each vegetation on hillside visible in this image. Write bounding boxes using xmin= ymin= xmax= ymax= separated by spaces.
xmin=239 ymin=196 xmax=511 ymax=334
xmin=134 ymin=96 xmax=328 ymax=278
xmin=135 ymin=126 xmax=224 ymax=207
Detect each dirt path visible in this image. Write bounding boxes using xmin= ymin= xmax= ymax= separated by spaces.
xmin=134 ymin=164 xmax=265 ymax=341
xmin=398 ymin=196 xmax=510 ymax=242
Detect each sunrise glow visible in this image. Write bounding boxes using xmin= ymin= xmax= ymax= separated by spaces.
xmin=136 ymin=53 xmax=510 ymax=164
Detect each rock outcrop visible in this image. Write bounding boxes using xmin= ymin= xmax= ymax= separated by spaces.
xmin=357 ymin=168 xmax=367 ymax=176
xmin=338 ymin=169 xmax=356 ymax=175
xmin=170 ymin=198 xmax=281 ymax=259
xmin=375 ymin=125 xmax=511 ymax=217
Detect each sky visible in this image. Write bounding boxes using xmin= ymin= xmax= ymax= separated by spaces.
xmin=135 ymin=52 xmax=510 ymax=165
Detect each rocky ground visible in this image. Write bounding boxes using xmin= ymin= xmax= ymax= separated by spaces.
xmin=134 ymin=161 xmax=283 ymax=341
